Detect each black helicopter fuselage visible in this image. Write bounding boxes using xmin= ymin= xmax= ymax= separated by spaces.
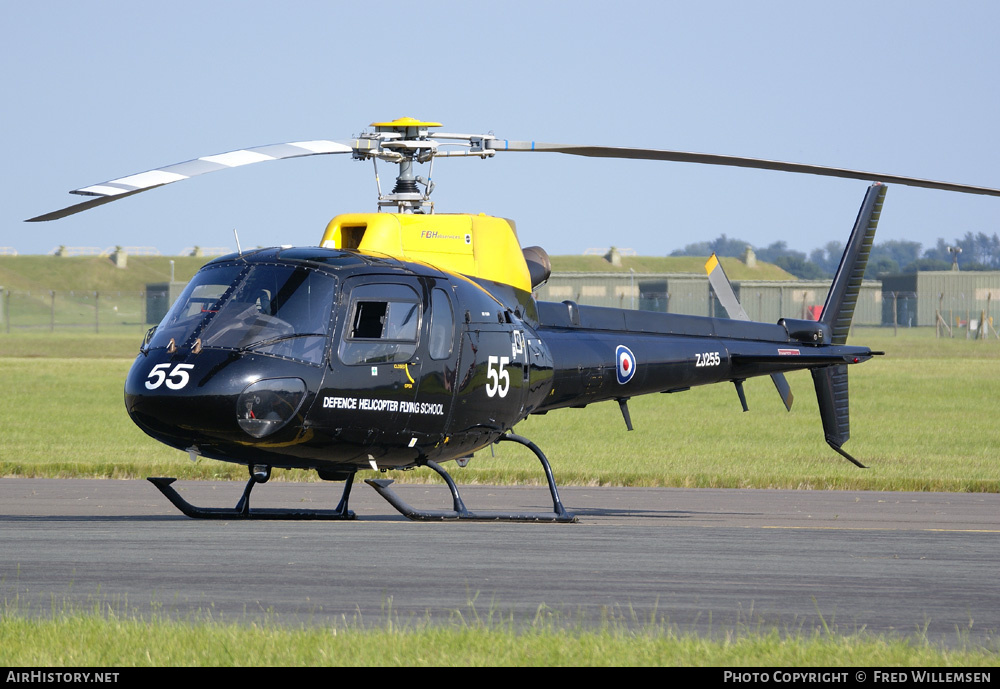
xmin=124 ymin=245 xmax=874 ymax=479
xmin=31 ymin=116 xmax=991 ymax=520
xmin=126 ymin=246 xmax=549 ymax=476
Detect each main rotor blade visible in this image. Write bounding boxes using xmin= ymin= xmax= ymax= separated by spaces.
xmin=27 ymin=189 xmax=153 ymax=222
xmin=487 ymin=141 xmax=1000 ymax=198
xmin=27 ymin=140 xmax=354 ymax=222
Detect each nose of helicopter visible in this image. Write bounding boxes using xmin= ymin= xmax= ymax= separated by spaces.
xmin=124 ymin=352 xmax=311 ymax=452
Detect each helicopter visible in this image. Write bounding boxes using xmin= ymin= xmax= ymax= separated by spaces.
xmin=29 ymin=118 xmax=1000 ymax=522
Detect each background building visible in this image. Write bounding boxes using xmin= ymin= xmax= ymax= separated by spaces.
xmin=536 ymin=272 xmax=883 ymax=325
xmin=881 ymin=271 xmax=1000 ymax=329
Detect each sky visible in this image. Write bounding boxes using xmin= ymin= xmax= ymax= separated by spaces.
xmin=3 ymin=1 xmax=999 ymax=258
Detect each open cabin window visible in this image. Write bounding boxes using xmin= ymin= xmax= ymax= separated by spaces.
xmin=339 ymin=283 xmax=420 ymax=365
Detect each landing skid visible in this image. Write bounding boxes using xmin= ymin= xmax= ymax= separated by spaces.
xmin=148 ymin=467 xmax=356 ymax=520
xmin=366 ymin=433 xmax=577 ymax=522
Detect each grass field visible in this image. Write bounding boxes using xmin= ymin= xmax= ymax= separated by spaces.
xmin=0 ymin=255 xmax=209 ymax=293
xmin=2 ymin=606 xmax=995 ymax=666
xmin=2 ymin=326 xmax=998 ymax=666
xmin=1 ymin=326 xmax=997 ymax=490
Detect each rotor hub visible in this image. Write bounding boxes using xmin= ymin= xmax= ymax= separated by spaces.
xmin=359 ymin=118 xmax=444 ymax=213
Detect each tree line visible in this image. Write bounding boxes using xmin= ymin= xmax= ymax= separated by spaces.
xmin=670 ymin=232 xmax=1000 ymax=279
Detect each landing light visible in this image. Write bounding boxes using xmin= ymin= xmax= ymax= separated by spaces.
xmin=237 ymin=378 xmax=307 ymax=438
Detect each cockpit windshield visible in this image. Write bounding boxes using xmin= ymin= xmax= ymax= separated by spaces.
xmin=148 ymin=263 xmax=337 ymax=364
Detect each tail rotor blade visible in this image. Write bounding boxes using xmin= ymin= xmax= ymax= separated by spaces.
xmin=706 ymin=254 xmax=749 ymax=321
xmin=770 ymin=371 xmax=794 ymax=412
xmin=706 ymin=253 xmax=794 ymax=411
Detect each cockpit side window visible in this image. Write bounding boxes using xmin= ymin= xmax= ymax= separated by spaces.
xmin=339 ymin=283 xmax=420 ymax=365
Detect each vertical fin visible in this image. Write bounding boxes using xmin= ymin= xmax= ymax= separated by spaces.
xmin=811 ymin=183 xmax=886 ymax=468
xmin=821 ymin=183 xmax=887 ymax=344
xmin=812 ymin=365 xmax=865 ymax=468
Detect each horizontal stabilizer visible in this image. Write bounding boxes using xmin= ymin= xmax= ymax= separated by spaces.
xmin=729 ymin=351 xmax=875 ymax=367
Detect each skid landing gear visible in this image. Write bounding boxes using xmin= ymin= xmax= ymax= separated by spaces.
xmin=366 ymin=433 xmax=577 ymax=522
xmin=148 ymin=465 xmax=356 ymax=520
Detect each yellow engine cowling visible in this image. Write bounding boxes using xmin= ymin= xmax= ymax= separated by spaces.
xmin=320 ymin=213 xmax=533 ymax=293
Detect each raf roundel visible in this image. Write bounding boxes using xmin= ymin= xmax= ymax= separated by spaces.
xmin=616 ymin=345 xmax=636 ymax=385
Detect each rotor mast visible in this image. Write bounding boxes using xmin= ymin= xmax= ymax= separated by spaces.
xmin=362 ymin=118 xmax=441 ymax=214
xmin=356 ymin=118 xmax=497 ymax=214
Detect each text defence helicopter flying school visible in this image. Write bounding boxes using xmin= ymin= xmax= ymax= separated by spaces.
xmin=30 ymin=118 xmax=1000 ymax=521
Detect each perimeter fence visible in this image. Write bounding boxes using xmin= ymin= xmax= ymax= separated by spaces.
xmin=0 ymin=288 xmax=169 ymax=334
xmin=2 ymin=285 xmax=995 ymax=338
